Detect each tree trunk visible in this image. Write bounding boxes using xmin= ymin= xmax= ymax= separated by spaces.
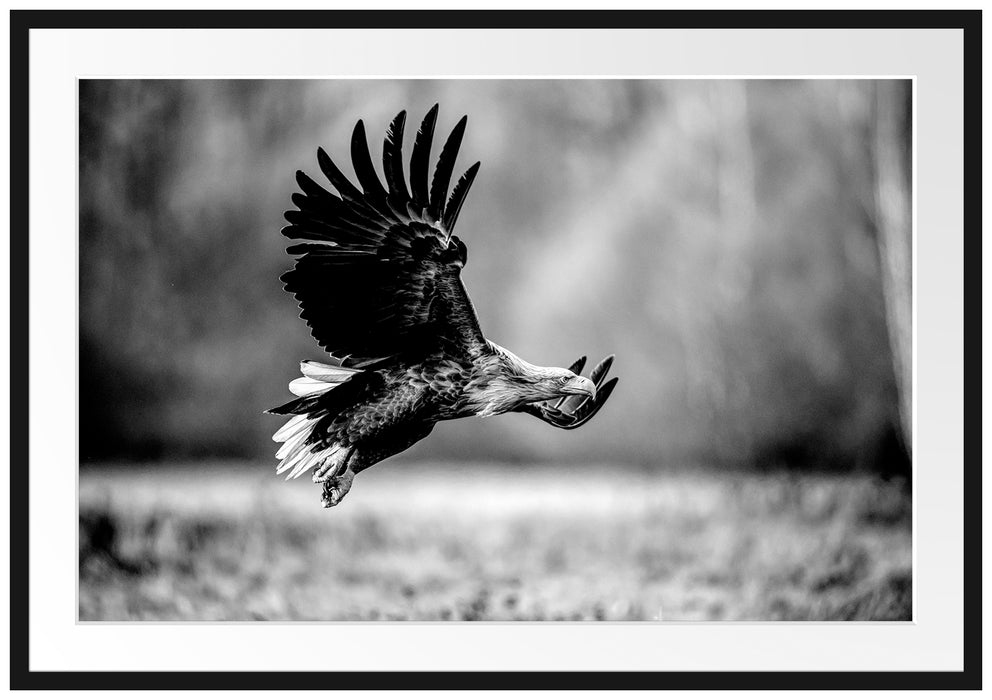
xmin=872 ymin=81 xmax=913 ymax=454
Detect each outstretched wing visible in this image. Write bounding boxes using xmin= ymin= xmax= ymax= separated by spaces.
xmin=280 ymin=105 xmax=486 ymax=366
xmin=517 ymin=355 xmax=619 ymax=429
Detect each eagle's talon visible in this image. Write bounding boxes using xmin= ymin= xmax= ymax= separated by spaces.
xmin=320 ymin=469 xmax=355 ymax=508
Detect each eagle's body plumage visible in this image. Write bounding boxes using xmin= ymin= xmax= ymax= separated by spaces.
xmin=270 ymin=106 xmax=618 ymax=507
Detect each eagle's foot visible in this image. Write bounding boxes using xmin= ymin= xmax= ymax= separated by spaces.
xmin=319 ymin=468 xmax=355 ymax=508
xmin=312 ymin=458 xmax=339 ymax=483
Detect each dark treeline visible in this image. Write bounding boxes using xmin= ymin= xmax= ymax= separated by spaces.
xmin=79 ymin=79 xmax=910 ymax=474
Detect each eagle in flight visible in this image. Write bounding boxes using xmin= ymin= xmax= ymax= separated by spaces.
xmin=269 ymin=105 xmax=618 ymax=507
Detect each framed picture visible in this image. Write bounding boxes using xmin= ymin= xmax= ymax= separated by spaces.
xmin=9 ymin=7 xmax=981 ymax=691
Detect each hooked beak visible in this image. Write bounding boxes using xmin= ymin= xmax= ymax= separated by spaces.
xmin=561 ymin=375 xmax=596 ymax=399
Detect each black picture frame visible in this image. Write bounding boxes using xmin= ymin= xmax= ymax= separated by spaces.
xmin=8 ymin=8 xmax=982 ymax=691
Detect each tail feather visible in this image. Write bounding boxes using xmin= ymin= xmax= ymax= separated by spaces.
xmin=289 ymin=360 xmax=361 ymax=397
xmin=299 ymin=360 xmax=360 ymax=382
xmin=276 ymin=439 xmax=318 ymax=478
xmin=270 ymin=358 xmax=364 ymax=479
xmin=272 ymin=414 xmax=308 ymax=442
xmin=275 ymin=422 xmax=314 ymax=460
xmin=288 ymin=376 xmax=336 ymax=397
xmin=267 ymin=360 xmax=363 ymax=414
xmin=273 ymin=415 xmax=344 ymax=479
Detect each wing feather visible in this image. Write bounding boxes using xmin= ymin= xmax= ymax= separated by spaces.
xmin=428 ymin=115 xmax=467 ymax=222
xmin=350 ymin=120 xmax=390 ymax=209
xmin=409 ymin=104 xmax=438 ymax=211
xmin=442 ymin=161 xmax=481 ymax=234
xmin=316 ymin=147 xmax=364 ymax=204
xmin=382 ymin=110 xmax=410 ymax=204
xmin=281 ymin=106 xmax=486 ymax=365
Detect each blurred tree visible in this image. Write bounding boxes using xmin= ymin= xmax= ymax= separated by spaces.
xmin=870 ymin=81 xmax=913 ymax=455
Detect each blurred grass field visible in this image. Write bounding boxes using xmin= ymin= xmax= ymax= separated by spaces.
xmin=79 ymin=463 xmax=911 ymax=622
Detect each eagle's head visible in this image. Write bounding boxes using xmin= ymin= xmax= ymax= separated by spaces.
xmin=521 ymin=365 xmax=597 ymax=403
xmin=473 ymin=342 xmax=596 ymax=416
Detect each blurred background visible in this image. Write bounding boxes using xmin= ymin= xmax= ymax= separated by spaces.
xmin=79 ymin=79 xmax=912 ymax=622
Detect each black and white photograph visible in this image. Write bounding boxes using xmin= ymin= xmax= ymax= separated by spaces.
xmin=78 ymin=78 xmax=914 ymax=623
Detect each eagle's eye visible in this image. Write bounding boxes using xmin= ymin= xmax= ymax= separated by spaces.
xmin=558 ymin=376 xmax=571 ymax=385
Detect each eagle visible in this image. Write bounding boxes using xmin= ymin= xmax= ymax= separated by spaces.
xmin=269 ymin=105 xmax=618 ymax=507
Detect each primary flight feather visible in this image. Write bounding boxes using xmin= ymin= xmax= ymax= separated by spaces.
xmin=270 ymin=105 xmax=618 ymax=507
